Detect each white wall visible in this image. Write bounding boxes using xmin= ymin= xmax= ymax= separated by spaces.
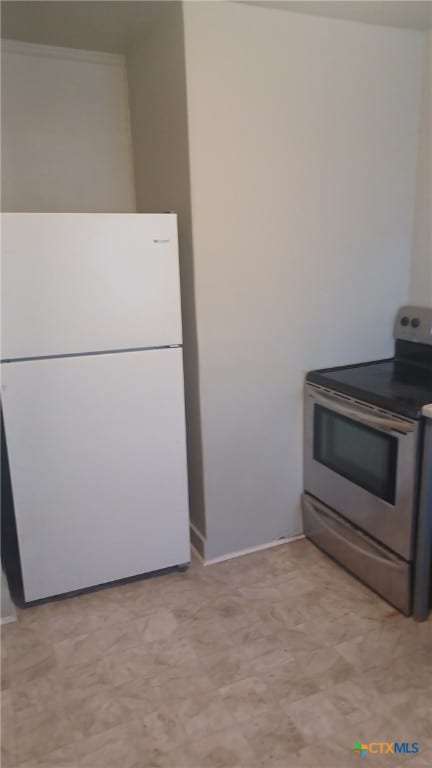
xmin=183 ymin=2 xmax=423 ymax=559
xmin=1 ymin=40 xmax=136 ymax=212
xmin=127 ymin=5 xmax=206 ymax=544
xmin=410 ymin=30 xmax=432 ymax=306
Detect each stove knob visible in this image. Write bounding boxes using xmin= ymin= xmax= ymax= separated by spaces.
xmin=411 ymin=318 xmax=420 ymax=328
xmin=400 ymin=316 xmax=410 ymax=326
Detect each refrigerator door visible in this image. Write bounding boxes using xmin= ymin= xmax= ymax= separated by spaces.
xmin=1 ymin=213 xmax=182 ymax=360
xmin=1 ymin=348 xmax=190 ymax=601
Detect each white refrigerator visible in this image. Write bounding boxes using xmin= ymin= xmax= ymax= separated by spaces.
xmin=1 ymin=213 xmax=191 ymax=603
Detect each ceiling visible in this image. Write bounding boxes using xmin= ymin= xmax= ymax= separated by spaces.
xmin=1 ymin=1 xmax=431 ymax=56
xmin=0 ymin=2 xmax=170 ymax=54
xmin=243 ymin=1 xmax=432 ymax=30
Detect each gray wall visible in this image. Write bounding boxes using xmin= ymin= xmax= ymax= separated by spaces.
xmin=127 ymin=2 xmax=424 ymax=562
xmin=183 ymin=2 xmax=423 ymax=560
xmin=410 ymin=30 xmax=432 ymax=306
xmin=126 ymin=4 xmax=206 ymax=542
xmin=1 ymin=40 xmax=136 ymax=213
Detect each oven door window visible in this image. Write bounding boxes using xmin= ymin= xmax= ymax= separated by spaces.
xmin=313 ymin=405 xmax=398 ymax=504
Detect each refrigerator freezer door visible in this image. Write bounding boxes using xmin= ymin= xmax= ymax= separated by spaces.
xmin=1 ymin=348 xmax=190 ymax=601
xmin=2 ymin=213 xmax=182 ymax=360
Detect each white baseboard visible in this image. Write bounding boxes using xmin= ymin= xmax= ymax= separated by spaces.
xmin=191 ymin=543 xmax=204 ymax=563
xmin=203 ymin=534 xmax=305 ymax=566
xmin=189 ymin=521 xmax=205 ymax=559
xmin=1 ymin=614 xmax=16 ymax=625
xmin=189 ymin=521 xmax=206 ymax=543
xmin=1 ymin=572 xmax=16 ymax=624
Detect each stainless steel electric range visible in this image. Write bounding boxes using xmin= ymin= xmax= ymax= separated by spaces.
xmin=303 ymin=305 xmax=432 ymax=616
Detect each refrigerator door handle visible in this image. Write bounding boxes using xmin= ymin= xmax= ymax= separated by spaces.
xmin=309 ymin=388 xmax=415 ymax=435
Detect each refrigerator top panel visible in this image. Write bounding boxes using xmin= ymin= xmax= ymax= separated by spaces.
xmin=1 ymin=213 xmax=182 ymax=360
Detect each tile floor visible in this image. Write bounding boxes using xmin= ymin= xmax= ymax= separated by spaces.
xmin=1 ymin=539 xmax=431 ymax=767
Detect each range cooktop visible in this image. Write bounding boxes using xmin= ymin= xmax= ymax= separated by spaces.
xmin=307 ymin=306 xmax=432 ymax=420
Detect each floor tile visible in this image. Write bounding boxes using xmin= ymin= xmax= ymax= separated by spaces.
xmin=13 ymin=701 xmax=80 ymax=765
xmin=190 ymin=725 xmax=255 ymax=767
xmin=64 ymin=680 xmax=161 ymax=739
xmin=240 ymin=710 xmax=306 ymax=761
xmin=2 ymin=624 xmax=56 ymax=687
xmin=175 ymin=689 xmax=233 ymax=740
xmin=1 ymin=690 xmax=17 ymax=768
xmin=256 ymin=658 xmax=320 ymax=705
xmin=105 ymin=637 xmax=199 ymax=688
xmin=199 ymin=646 xmax=255 ymax=688
xmin=293 ymin=740 xmax=357 ymax=768
xmin=218 ymin=675 xmax=274 ymax=724
xmin=335 ymin=625 xmax=408 ymax=671
xmin=297 ymin=645 xmax=355 ymax=687
xmin=2 ymin=538 xmax=431 ymax=768
xmin=282 ymin=688 xmax=349 ymax=741
xmin=15 ymin=718 xmax=195 ymax=768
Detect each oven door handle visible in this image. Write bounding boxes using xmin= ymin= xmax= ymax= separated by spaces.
xmin=303 ymin=497 xmax=405 ymax=570
xmin=309 ymin=390 xmax=414 ymax=434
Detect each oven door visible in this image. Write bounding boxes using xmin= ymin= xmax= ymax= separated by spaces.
xmin=304 ymin=384 xmax=419 ymax=560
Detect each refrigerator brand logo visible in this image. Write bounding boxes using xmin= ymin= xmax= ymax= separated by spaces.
xmin=153 ymin=239 xmax=170 ymax=244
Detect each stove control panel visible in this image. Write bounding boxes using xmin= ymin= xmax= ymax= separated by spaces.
xmin=394 ymin=306 xmax=432 ymax=345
